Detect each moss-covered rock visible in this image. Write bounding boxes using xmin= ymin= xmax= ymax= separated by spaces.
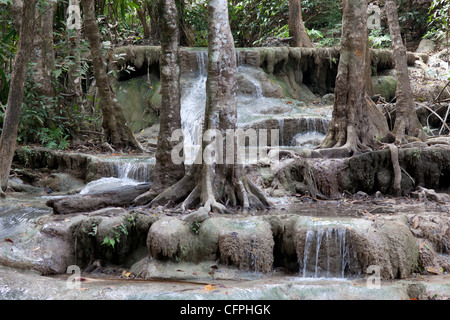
xmin=372 ymin=75 xmax=397 ymax=101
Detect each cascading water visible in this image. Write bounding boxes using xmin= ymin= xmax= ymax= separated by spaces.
xmin=299 ymin=227 xmax=352 ymax=279
xmin=79 ymin=157 xmax=154 ymax=195
xmin=180 ymin=50 xmax=208 ymax=164
xmin=292 ymin=117 xmax=330 ymax=149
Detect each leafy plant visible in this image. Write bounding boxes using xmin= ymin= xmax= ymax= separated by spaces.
xmin=369 ymin=29 xmax=391 ymax=49
xmin=191 ymin=221 xmax=201 ymax=234
xmin=101 ymin=221 xmax=130 ymax=249
xmin=425 ymin=0 xmax=450 ymax=45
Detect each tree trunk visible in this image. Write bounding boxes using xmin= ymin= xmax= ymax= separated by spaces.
xmin=136 ymin=5 xmax=151 ymax=39
xmin=318 ymin=0 xmax=388 ymax=157
xmin=142 ymin=0 xmax=185 ymax=201
xmin=0 ymin=0 xmax=37 ymax=194
xmin=385 ymin=0 xmax=425 ymax=143
xmin=80 ymin=0 xmax=143 ymax=152
xmin=66 ymin=0 xmax=83 ymax=107
xmin=289 ymin=0 xmax=312 ymax=48
xmin=135 ymin=0 xmax=269 ymax=214
xmin=46 ymin=183 xmax=151 ymax=215
xmin=31 ymin=0 xmax=58 ymax=102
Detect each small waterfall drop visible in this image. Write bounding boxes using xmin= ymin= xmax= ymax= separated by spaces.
xmin=292 ymin=117 xmax=329 ymax=148
xmin=79 ymin=158 xmax=154 ymax=195
xmin=299 ymin=227 xmax=352 ymax=278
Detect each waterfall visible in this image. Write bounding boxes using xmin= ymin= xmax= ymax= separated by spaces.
xmin=300 ymin=227 xmax=352 ymax=278
xmin=278 ymin=118 xmax=285 ymax=146
xmin=181 ymin=50 xmax=208 ymax=164
xmin=237 ymin=65 xmax=263 ymax=99
xmin=113 ymin=161 xmax=152 ymax=182
xmin=79 ymin=158 xmax=154 ymax=195
xmin=292 ymin=117 xmax=330 ymax=148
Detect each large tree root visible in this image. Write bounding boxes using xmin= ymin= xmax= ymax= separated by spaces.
xmin=388 ymin=143 xmax=402 ymax=197
xmin=135 ymin=163 xmax=271 ymax=215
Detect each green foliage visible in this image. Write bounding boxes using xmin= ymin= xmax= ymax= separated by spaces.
xmin=302 ymin=0 xmax=342 ymax=31
xmin=191 ymin=221 xmax=201 ymax=234
xmin=229 ymin=0 xmax=290 ymax=47
xmin=396 ymin=0 xmax=431 ymax=42
xmin=102 ymin=222 xmax=129 ymax=249
xmin=369 ymin=29 xmax=392 ymax=49
xmin=425 ymin=0 xmax=450 ymax=43
xmin=184 ymin=0 xmax=208 ymax=47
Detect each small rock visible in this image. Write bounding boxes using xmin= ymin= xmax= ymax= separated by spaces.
xmin=375 ymin=191 xmax=383 ymax=199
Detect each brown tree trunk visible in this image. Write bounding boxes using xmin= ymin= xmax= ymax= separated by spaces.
xmin=385 ymin=0 xmax=425 ymax=143
xmin=135 ymin=0 xmax=185 ymax=204
xmin=289 ymin=0 xmax=312 ymax=48
xmin=136 ymin=5 xmax=151 ymax=39
xmin=80 ymin=0 xmax=143 ymax=152
xmin=0 ymin=0 xmax=37 ymax=194
xmin=318 ymin=0 xmax=388 ymax=157
xmin=136 ymin=0 xmax=269 ymax=214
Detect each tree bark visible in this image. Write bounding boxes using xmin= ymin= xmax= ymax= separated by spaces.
xmin=30 ymin=0 xmax=58 ymax=102
xmin=385 ymin=0 xmax=426 ymax=143
xmin=318 ymin=0 xmax=388 ymax=157
xmin=0 ymin=0 xmax=37 ymax=194
xmin=80 ymin=0 xmax=143 ymax=152
xmin=289 ymin=0 xmax=312 ymax=48
xmin=135 ymin=0 xmax=269 ymax=214
xmin=136 ymin=4 xmax=151 ymax=39
xmin=46 ymin=183 xmax=151 ymax=214
xmin=66 ymin=0 xmax=83 ymax=107
xmin=146 ymin=0 xmax=185 ymax=199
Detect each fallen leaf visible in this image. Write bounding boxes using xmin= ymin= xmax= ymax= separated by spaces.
xmin=33 ymin=246 xmax=40 ymax=252
xmin=203 ymin=284 xmax=216 ymax=291
xmin=312 ymin=218 xmax=320 ymax=222
xmin=412 ymin=216 xmax=419 ymax=229
xmin=78 ymin=288 xmax=88 ymax=291
xmin=419 ymin=240 xmax=426 ymax=249
xmin=193 ymin=272 xmax=199 ymax=275
xmin=176 ymin=269 xmax=184 ymax=272
xmin=4 ymin=238 xmax=13 ymax=243
xmin=122 ymin=270 xmax=131 ymax=278
xmin=425 ymin=267 xmax=442 ymax=275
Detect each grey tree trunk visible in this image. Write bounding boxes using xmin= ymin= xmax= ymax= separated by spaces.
xmin=0 ymin=0 xmax=37 ymax=194
xmin=137 ymin=0 xmax=269 ymax=214
xmin=138 ymin=0 xmax=185 ymax=202
xmin=30 ymin=0 xmax=58 ymax=102
xmin=385 ymin=0 xmax=425 ymax=143
xmin=318 ymin=0 xmax=388 ymax=157
xmin=289 ymin=0 xmax=312 ymax=48
xmin=80 ymin=0 xmax=143 ymax=152
xmin=66 ymin=0 xmax=83 ymax=108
